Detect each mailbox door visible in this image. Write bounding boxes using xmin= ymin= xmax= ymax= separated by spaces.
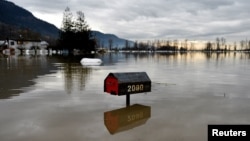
xmin=105 ymin=76 xmax=118 ymax=95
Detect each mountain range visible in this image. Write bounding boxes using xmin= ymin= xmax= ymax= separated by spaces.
xmin=0 ymin=0 xmax=133 ymax=48
xmin=93 ymin=31 xmax=134 ymax=48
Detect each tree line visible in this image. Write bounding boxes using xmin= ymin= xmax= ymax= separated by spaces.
xmin=204 ymin=37 xmax=250 ymax=52
xmin=116 ymin=38 xmax=250 ymax=52
xmin=116 ymin=39 xmax=195 ymax=51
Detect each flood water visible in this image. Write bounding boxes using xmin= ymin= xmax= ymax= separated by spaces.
xmin=1 ymin=52 xmax=250 ymax=141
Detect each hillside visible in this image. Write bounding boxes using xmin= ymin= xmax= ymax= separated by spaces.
xmin=0 ymin=0 xmax=59 ymax=38
xmin=93 ymin=31 xmax=134 ymax=48
xmin=0 ymin=0 xmax=133 ymax=48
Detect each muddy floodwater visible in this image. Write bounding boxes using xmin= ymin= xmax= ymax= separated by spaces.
xmin=0 ymin=52 xmax=250 ymax=141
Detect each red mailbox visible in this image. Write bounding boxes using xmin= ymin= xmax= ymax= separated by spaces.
xmin=104 ymin=72 xmax=151 ymax=96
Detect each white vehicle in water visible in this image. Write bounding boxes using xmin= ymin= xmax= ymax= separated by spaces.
xmin=80 ymin=58 xmax=102 ymax=66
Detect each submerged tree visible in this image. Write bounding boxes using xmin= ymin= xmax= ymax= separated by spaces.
xmin=205 ymin=42 xmax=212 ymax=51
xmin=108 ymin=39 xmax=113 ymax=50
xmin=58 ymin=7 xmax=95 ymax=53
xmin=216 ymin=37 xmax=220 ymax=51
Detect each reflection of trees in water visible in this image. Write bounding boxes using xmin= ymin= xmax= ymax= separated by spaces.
xmin=0 ymin=54 xmax=57 ymax=99
xmin=51 ymin=54 xmax=96 ymax=94
xmin=239 ymin=52 xmax=250 ymax=60
xmin=98 ymin=52 xmax=121 ymax=65
xmin=203 ymin=52 xmax=250 ymax=61
xmin=155 ymin=52 xmax=250 ymax=62
xmin=61 ymin=63 xmax=92 ymax=94
xmin=204 ymin=52 xmax=230 ymax=60
xmin=117 ymin=52 xmax=250 ymax=66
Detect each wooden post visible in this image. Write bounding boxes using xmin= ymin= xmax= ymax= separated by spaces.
xmin=126 ymin=93 xmax=130 ymax=107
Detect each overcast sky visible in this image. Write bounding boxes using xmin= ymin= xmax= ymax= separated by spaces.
xmin=9 ymin=0 xmax=250 ymax=42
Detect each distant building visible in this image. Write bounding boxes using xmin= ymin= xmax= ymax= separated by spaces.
xmin=0 ymin=39 xmax=49 ymax=53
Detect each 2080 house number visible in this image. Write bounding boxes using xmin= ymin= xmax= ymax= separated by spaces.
xmin=127 ymin=84 xmax=144 ymax=92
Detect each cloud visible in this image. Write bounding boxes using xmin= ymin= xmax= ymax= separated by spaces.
xmin=9 ymin=0 xmax=250 ymax=41
xmin=12 ymin=0 xmax=68 ymax=13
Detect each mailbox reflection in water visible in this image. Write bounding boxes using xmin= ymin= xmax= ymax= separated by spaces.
xmin=104 ymin=104 xmax=151 ymax=135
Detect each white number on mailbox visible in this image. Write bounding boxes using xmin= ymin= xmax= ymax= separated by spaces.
xmin=127 ymin=84 xmax=144 ymax=92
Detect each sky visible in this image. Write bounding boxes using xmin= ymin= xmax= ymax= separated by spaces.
xmin=8 ymin=0 xmax=250 ymax=42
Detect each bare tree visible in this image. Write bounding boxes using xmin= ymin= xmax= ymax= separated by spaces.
xmin=125 ymin=40 xmax=129 ymax=48
xmin=173 ymin=40 xmax=178 ymax=51
xmin=234 ymin=42 xmax=237 ymax=51
xmin=108 ymin=39 xmax=113 ymax=50
xmin=221 ymin=37 xmax=226 ymax=50
xmin=133 ymin=41 xmax=138 ymax=50
xmin=248 ymin=40 xmax=250 ymax=50
xmin=206 ymin=42 xmax=212 ymax=51
xmin=240 ymin=40 xmax=244 ymax=51
xmin=184 ymin=39 xmax=188 ymax=50
xmin=216 ymin=37 xmax=220 ymax=51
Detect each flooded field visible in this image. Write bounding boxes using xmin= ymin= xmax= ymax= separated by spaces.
xmin=0 ymin=52 xmax=250 ymax=141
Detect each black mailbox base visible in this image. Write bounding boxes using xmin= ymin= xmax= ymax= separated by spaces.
xmin=126 ymin=93 xmax=130 ymax=107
